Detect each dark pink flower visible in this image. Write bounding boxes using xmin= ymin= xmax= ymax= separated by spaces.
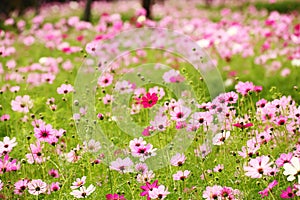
xmin=140 ymin=180 xmax=159 ymax=200
xmin=139 ymin=93 xmax=158 ymax=108
xmin=280 ymin=186 xmax=295 ymax=199
xmin=106 ymin=193 xmax=126 ymax=200
xmin=14 ymin=179 xmax=29 ymax=195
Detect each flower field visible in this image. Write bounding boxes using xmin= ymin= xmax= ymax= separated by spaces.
xmin=1 ymin=0 xmax=300 ymax=199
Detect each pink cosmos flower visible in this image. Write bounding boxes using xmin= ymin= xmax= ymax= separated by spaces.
xmin=149 ymin=86 xmax=165 ymax=100
xmin=103 ymin=94 xmax=114 ymax=104
xmin=136 ymin=170 xmax=155 ymax=183
xmin=115 ymin=80 xmax=134 ymax=94
xmin=9 ymin=86 xmax=20 ymax=92
xmin=0 ymin=114 xmax=10 ymax=122
xmin=170 ymin=105 xmax=191 ymax=122
xmin=142 ymin=126 xmax=154 ymax=136
xmin=41 ymin=73 xmax=56 ymax=84
xmin=50 ymin=182 xmax=60 ymax=192
xmin=98 ymin=73 xmax=113 ymax=87
xmin=150 ymin=115 xmax=169 ymax=131
xmin=57 ymin=84 xmax=74 ymax=94
xmin=14 ymin=179 xmax=29 ymax=195
xmin=173 ymin=170 xmax=190 ymax=181
xmin=256 ymin=99 xmax=268 ymax=108
xmin=190 ymin=112 xmax=213 ymax=126
xmin=34 ymin=123 xmax=55 ymax=140
xmin=194 ymin=143 xmax=211 ymax=158
xmin=280 ymin=186 xmax=295 ymax=199
xmin=235 ymin=81 xmax=255 ymax=96
xmin=106 ymin=193 xmax=126 ymax=200
xmin=170 ymin=153 xmax=186 ymax=166
xmin=225 ymin=91 xmax=238 ymax=104
xmin=27 ymin=179 xmax=47 ymax=195
xmin=83 ymin=139 xmax=101 ymax=153
xmin=244 ymin=155 xmax=274 ymax=178
xmin=11 ymin=95 xmax=33 ymax=113
xmin=137 ymin=93 xmax=158 ymax=108
xmin=0 ymin=154 xmax=20 ymax=173
xmin=202 ymin=185 xmax=222 ymax=200
xmin=163 ymin=69 xmax=184 ymax=83
xmin=213 ymin=164 xmax=224 ymax=172
xmin=258 ymin=180 xmax=278 ymax=198
xmin=66 ymin=145 xmax=81 ymax=163
xmin=26 ymin=141 xmax=45 ymax=164
xmin=130 ymin=139 xmax=157 ymax=161
xmin=149 ymin=185 xmax=170 ymax=200
xmin=48 ymin=169 xmax=59 ymax=178
xmin=276 ymin=152 xmax=293 ymax=167
xmin=110 ymin=157 xmax=133 ymax=173
xmin=140 ymin=180 xmax=159 ymax=200
xmin=135 ymin=163 xmax=148 ymax=174
xmin=0 ymin=136 xmax=17 ymax=155
xmin=85 ymin=41 xmax=98 ymax=56
xmin=71 ymin=176 xmax=86 ymax=190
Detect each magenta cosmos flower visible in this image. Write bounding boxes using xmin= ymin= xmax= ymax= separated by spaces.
xmin=48 ymin=169 xmax=59 ymax=178
xmin=140 ymin=180 xmax=159 ymax=200
xmin=137 ymin=92 xmax=158 ymax=108
xmin=280 ymin=186 xmax=295 ymax=199
xmin=106 ymin=193 xmax=126 ymax=200
xmin=11 ymin=95 xmax=33 ymax=113
xmin=34 ymin=124 xmax=56 ymax=143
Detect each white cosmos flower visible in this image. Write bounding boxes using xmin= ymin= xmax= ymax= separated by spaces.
xmin=70 ymin=184 xmax=96 ymax=199
xmin=283 ymin=156 xmax=300 ymax=183
xmin=212 ymin=131 xmax=230 ymax=145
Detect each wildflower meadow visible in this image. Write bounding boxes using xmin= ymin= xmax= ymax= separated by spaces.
xmin=1 ymin=0 xmax=300 ymax=199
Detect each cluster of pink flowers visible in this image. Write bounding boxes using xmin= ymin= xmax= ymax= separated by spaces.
xmin=203 ymin=185 xmax=241 ymax=200
xmin=140 ymin=180 xmax=170 ymax=200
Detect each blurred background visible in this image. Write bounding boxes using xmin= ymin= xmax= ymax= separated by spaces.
xmin=1 ymin=0 xmax=300 ymax=23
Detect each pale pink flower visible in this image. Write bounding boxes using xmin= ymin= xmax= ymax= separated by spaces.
xmin=170 ymin=153 xmax=186 ymax=166
xmin=170 ymin=105 xmax=191 ymax=122
xmin=173 ymin=170 xmax=190 ymax=181
xmin=149 ymin=185 xmax=170 ymax=200
xmin=57 ymin=84 xmax=74 ymax=94
xmin=71 ymin=176 xmax=86 ymax=190
xmin=11 ymin=95 xmax=33 ymax=113
xmin=27 ymin=179 xmax=47 ymax=195
xmin=0 ymin=136 xmax=17 ymax=155
xmin=244 ymin=156 xmax=274 ymax=178
xmin=110 ymin=157 xmax=133 ymax=173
